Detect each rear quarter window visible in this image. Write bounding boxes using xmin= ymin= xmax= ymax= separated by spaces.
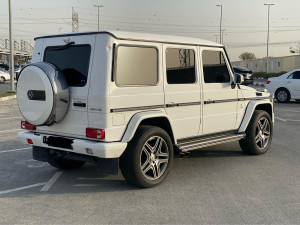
xmin=44 ymin=45 xmax=91 ymax=87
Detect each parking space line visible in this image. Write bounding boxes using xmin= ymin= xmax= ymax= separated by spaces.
xmin=275 ymin=117 xmax=287 ymax=122
xmin=0 ymin=147 xmax=31 ymax=154
xmin=0 ymin=117 xmax=22 ymax=120
xmin=0 ymin=129 xmax=22 ymax=133
xmin=0 ymin=182 xmax=46 ymax=195
xmin=40 ymin=172 xmax=63 ymax=192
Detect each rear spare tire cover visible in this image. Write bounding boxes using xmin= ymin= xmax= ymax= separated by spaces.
xmin=17 ymin=62 xmax=69 ymax=126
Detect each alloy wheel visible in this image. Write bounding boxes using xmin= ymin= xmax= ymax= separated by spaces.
xmin=255 ymin=117 xmax=271 ymax=149
xmin=140 ymin=136 xmax=169 ymax=180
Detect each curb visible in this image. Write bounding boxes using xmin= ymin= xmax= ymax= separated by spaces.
xmin=0 ymin=95 xmax=16 ymax=102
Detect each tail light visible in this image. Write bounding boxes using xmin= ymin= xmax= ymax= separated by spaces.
xmin=86 ymin=128 xmax=105 ymax=140
xmin=21 ymin=121 xmax=36 ymax=130
xmin=266 ymin=81 xmax=271 ymax=84
xmin=27 ymin=139 xmax=33 ymax=144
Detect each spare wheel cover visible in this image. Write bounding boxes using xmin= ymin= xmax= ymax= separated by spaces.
xmin=17 ymin=62 xmax=69 ymax=126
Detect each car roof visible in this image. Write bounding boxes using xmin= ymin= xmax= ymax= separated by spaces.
xmin=34 ymin=30 xmax=223 ymax=47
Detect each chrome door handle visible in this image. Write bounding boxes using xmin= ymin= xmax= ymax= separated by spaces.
xmin=287 ymin=81 xmax=292 ymax=83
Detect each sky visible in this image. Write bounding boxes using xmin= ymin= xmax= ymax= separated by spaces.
xmin=1 ymin=0 xmax=300 ymax=61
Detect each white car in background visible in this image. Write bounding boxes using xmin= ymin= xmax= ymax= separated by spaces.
xmin=266 ymin=69 xmax=300 ymax=103
xmin=0 ymin=69 xmax=10 ymax=83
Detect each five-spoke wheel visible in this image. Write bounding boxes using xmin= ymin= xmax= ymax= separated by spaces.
xmin=120 ymin=126 xmax=173 ymax=188
xmin=239 ymin=110 xmax=273 ymax=155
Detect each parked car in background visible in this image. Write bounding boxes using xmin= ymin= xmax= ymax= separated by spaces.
xmin=0 ymin=64 xmax=9 ymax=71
xmin=0 ymin=69 xmax=10 ymax=83
xmin=233 ymin=66 xmax=253 ymax=85
xmin=266 ymin=69 xmax=300 ymax=103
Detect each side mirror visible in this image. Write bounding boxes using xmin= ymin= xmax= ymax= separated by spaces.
xmin=235 ymin=73 xmax=244 ymax=84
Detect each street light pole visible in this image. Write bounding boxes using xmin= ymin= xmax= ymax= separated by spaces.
xmin=93 ymin=5 xmax=104 ymax=31
xmin=214 ymin=34 xmax=219 ymax=42
xmin=8 ymin=0 xmax=14 ymax=92
xmin=216 ymin=5 xmax=222 ymax=44
xmin=264 ymin=3 xmax=274 ymax=73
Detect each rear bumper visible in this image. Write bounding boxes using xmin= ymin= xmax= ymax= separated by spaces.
xmin=18 ymin=131 xmax=127 ymax=158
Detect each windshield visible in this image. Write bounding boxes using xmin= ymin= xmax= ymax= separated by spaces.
xmin=44 ymin=44 xmax=91 ymax=87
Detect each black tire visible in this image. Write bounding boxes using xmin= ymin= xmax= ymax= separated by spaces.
xmin=47 ymin=150 xmax=85 ymax=170
xmin=275 ymin=88 xmax=291 ymax=103
xmin=295 ymin=99 xmax=300 ymax=102
xmin=239 ymin=110 xmax=273 ymax=155
xmin=120 ymin=125 xmax=174 ymax=188
xmin=0 ymin=77 xmax=5 ymax=84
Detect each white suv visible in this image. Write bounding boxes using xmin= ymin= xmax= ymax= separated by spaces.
xmin=17 ymin=31 xmax=274 ymax=187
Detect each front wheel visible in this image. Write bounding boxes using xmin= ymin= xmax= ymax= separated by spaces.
xmin=239 ymin=110 xmax=273 ymax=155
xmin=120 ymin=126 xmax=174 ymax=188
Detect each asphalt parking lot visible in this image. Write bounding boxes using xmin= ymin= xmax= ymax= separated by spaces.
xmin=0 ymin=95 xmax=299 ymax=224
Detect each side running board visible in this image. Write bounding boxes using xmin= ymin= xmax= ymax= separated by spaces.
xmin=177 ymin=132 xmax=245 ymax=152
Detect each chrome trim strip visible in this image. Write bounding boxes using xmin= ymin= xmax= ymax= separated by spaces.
xmin=111 ymin=101 xmax=201 ymax=112
xmin=204 ymin=97 xmax=270 ymax=104
xmin=110 ymin=105 xmax=164 ymax=113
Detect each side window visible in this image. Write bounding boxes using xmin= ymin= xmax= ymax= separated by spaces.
xmin=202 ymin=50 xmax=231 ymax=83
xmin=166 ymin=48 xmax=196 ymax=84
xmin=292 ymin=71 xmax=300 ymax=79
xmin=115 ymin=46 xmax=158 ymax=86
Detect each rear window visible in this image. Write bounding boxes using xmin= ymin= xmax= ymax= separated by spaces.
xmin=44 ymin=45 xmax=91 ymax=87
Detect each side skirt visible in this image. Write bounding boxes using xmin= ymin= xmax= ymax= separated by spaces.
xmin=176 ymin=131 xmax=245 ymax=152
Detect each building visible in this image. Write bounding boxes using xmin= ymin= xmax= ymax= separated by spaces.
xmin=232 ymin=54 xmax=300 ymax=73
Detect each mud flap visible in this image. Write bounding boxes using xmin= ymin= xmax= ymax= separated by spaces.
xmin=97 ymin=158 xmax=119 ymax=175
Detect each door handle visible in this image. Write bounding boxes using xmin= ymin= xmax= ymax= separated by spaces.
xmin=166 ymin=102 xmax=178 ymax=107
xmin=287 ymin=81 xmax=292 ymax=83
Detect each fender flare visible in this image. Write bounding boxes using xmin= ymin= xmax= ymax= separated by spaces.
xmin=238 ymin=100 xmax=274 ymax=133
xmin=121 ymin=110 xmax=176 ymax=144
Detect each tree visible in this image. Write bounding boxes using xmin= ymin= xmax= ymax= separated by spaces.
xmin=239 ymin=52 xmax=256 ymax=61
xmin=290 ymin=44 xmax=300 ymax=54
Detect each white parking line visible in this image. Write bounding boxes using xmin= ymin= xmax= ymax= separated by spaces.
xmin=0 ymin=129 xmax=22 ymax=133
xmin=0 ymin=117 xmax=22 ymax=120
xmin=276 ymin=109 xmax=300 ymax=113
xmin=0 ymin=147 xmax=31 ymax=154
xmin=40 ymin=172 xmax=63 ymax=192
xmin=275 ymin=117 xmax=287 ymax=122
xmin=0 ymin=182 xmax=46 ymax=195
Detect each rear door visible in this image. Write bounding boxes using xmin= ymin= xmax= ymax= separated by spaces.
xmin=286 ymin=71 xmax=300 ymax=98
xmin=163 ymin=44 xmax=201 ymax=139
xmin=37 ymin=35 xmax=96 ymax=138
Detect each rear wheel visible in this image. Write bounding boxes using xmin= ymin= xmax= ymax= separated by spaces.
xmin=47 ymin=149 xmax=85 ymax=170
xmin=0 ymin=77 xmax=5 ymax=84
xmin=275 ymin=88 xmax=290 ymax=103
xmin=120 ymin=126 xmax=173 ymax=188
xmin=239 ymin=110 xmax=273 ymax=155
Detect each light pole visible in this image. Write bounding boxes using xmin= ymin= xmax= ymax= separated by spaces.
xmin=264 ymin=3 xmax=274 ymax=73
xmin=214 ymin=34 xmax=219 ymax=42
xmin=8 ymin=0 xmax=14 ymax=92
xmin=216 ymin=4 xmax=222 ymax=44
xmin=93 ymin=5 xmax=104 ymax=31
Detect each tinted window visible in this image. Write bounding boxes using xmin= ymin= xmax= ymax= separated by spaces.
xmin=115 ymin=46 xmax=158 ymax=86
xmin=44 ymin=45 xmax=91 ymax=87
xmin=166 ymin=48 xmax=196 ymax=84
xmin=293 ymin=71 xmax=300 ymax=79
xmin=202 ymin=50 xmax=230 ymax=83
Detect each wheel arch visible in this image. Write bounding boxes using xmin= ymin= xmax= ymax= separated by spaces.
xmin=121 ymin=111 xmax=176 ymax=144
xmin=238 ymin=100 xmax=274 ymax=133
